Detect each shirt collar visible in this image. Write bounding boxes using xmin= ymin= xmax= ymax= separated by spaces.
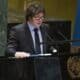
xmin=27 ymin=22 xmax=40 ymax=31
xmin=27 ymin=22 xmax=35 ymax=31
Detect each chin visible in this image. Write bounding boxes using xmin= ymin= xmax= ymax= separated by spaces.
xmin=35 ymin=24 xmax=41 ymax=28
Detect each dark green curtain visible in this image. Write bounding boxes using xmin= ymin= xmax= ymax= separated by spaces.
xmin=0 ymin=0 xmax=7 ymax=56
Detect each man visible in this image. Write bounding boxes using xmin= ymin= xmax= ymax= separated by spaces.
xmin=6 ymin=2 xmax=49 ymax=80
xmin=7 ymin=2 xmax=48 ymax=58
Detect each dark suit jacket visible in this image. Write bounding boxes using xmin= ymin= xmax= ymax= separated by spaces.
xmin=6 ymin=23 xmax=48 ymax=56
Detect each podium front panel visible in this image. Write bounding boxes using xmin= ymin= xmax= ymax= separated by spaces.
xmin=33 ymin=56 xmax=62 ymax=80
xmin=0 ymin=56 xmax=62 ymax=80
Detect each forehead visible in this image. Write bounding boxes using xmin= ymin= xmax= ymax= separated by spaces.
xmin=34 ymin=12 xmax=44 ymax=17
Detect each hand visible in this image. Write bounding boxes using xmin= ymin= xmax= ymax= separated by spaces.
xmin=15 ymin=52 xmax=30 ymax=58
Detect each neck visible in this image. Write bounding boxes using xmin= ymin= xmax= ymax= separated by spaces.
xmin=27 ymin=21 xmax=40 ymax=29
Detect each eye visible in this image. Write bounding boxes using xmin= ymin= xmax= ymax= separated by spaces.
xmin=34 ymin=16 xmax=44 ymax=20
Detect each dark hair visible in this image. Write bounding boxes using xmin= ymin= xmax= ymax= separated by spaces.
xmin=25 ymin=2 xmax=45 ymax=21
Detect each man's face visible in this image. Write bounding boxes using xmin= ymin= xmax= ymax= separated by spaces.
xmin=30 ymin=12 xmax=44 ymax=28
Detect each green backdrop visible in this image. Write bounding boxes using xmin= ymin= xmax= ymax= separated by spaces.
xmin=0 ymin=0 xmax=7 ymax=56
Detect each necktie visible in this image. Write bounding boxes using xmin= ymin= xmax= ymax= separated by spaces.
xmin=34 ymin=28 xmax=41 ymax=54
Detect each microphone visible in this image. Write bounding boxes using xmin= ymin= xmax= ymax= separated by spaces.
xmin=50 ymin=46 xmax=57 ymax=53
xmin=43 ymin=23 xmax=58 ymax=53
xmin=45 ymin=31 xmax=57 ymax=53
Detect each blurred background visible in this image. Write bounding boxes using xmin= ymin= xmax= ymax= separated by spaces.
xmin=8 ymin=0 xmax=76 ymax=24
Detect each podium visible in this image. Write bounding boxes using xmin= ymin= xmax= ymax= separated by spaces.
xmin=0 ymin=55 xmax=62 ymax=80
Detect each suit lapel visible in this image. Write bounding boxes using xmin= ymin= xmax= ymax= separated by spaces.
xmin=24 ymin=23 xmax=35 ymax=53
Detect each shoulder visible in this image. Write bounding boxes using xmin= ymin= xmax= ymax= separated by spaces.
xmin=11 ymin=23 xmax=28 ymax=32
xmin=13 ymin=23 xmax=25 ymax=30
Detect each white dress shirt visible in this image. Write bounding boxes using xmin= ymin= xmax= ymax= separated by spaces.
xmin=28 ymin=22 xmax=43 ymax=54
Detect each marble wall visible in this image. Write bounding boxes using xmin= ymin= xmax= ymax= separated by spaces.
xmin=0 ymin=0 xmax=7 ymax=56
